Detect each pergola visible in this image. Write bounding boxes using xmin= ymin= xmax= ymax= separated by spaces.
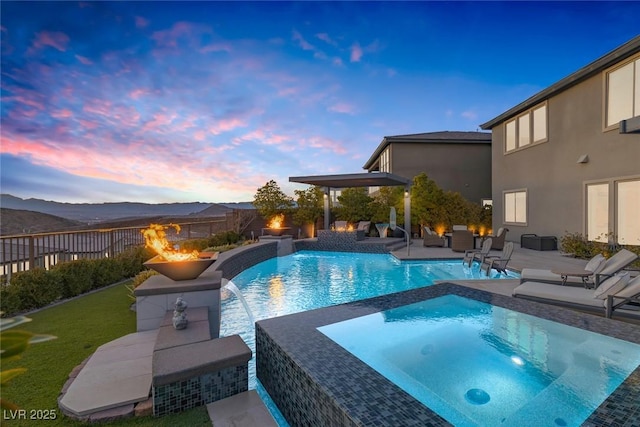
xmin=289 ymin=172 xmax=412 ymax=231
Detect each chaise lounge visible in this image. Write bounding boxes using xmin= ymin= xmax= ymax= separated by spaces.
xmin=520 ymin=249 xmax=638 ymax=287
xmin=513 ymin=272 xmax=640 ymax=319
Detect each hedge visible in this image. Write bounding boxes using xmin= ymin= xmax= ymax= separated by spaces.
xmin=0 ymin=246 xmax=153 ymax=317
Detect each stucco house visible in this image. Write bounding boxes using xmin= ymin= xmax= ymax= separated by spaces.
xmin=480 ymin=36 xmax=640 ymax=246
xmin=362 ymin=131 xmax=492 ymax=204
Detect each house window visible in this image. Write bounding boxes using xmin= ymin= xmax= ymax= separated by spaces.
xmin=379 ymin=147 xmax=390 ymax=172
xmin=504 ymin=102 xmax=547 ymax=153
xmin=585 ymin=178 xmax=640 ymax=244
xmin=605 ymin=56 xmax=640 ymax=128
xmin=617 ymin=179 xmax=640 ymax=245
xmin=504 ymin=189 xmax=527 ymax=225
xmin=586 ymin=183 xmax=609 ymax=243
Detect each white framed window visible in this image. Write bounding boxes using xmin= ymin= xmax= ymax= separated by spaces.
xmin=586 ymin=183 xmax=609 ymax=243
xmin=379 ymin=147 xmax=390 ymax=172
xmin=605 ymin=56 xmax=640 ymax=129
xmin=585 ymin=177 xmax=640 ymax=244
xmin=616 ymin=179 xmax=640 ymax=245
xmin=504 ymin=189 xmax=527 ymax=225
xmin=504 ymin=102 xmax=547 ymax=153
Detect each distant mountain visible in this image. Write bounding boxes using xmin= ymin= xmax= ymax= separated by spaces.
xmin=1 ymin=208 xmax=84 ymax=235
xmin=0 ymin=194 xmax=233 ymax=222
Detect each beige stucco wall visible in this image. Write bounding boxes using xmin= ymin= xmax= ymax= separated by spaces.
xmin=390 ymin=142 xmax=492 ymax=203
xmin=491 ymin=69 xmax=640 ymax=244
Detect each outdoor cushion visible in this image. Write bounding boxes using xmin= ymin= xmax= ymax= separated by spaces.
xmin=611 ymin=275 xmax=640 ymax=299
xmin=593 ymin=272 xmax=629 ymax=299
xmin=584 ymin=254 xmax=606 ymax=273
xmin=513 ymin=281 xmax=603 ymax=308
xmin=599 ymin=249 xmax=638 ymax=276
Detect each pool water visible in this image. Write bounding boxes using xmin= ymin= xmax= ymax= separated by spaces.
xmin=318 ymin=294 xmax=640 ymax=426
xmin=222 ymin=251 xmax=517 ymax=356
xmin=220 ymin=250 xmax=518 ymax=425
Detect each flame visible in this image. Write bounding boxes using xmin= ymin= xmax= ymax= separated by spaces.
xmin=141 ymin=223 xmax=199 ymax=262
xmin=267 ymin=214 xmax=284 ymax=229
xmin=347 ymin=224 xmax=354 ymax=231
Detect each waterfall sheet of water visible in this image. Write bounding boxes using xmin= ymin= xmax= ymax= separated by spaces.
xmin=222 ymin=279 xmax=256 ymax=325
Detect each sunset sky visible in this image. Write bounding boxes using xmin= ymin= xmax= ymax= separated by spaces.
xmin=1 ymin=1 xmax=639 ymax=204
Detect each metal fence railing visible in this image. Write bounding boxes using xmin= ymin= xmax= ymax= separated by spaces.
xmin=0 ymin=218 xmax=231 ymax=280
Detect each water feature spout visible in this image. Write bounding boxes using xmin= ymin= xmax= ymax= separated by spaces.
xmin=222 ymin=279 xmax=256 ymax=326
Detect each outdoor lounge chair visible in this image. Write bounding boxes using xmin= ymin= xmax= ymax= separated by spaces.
xmin=486 ymin=227 xmax=508 ymax=250
xmin=513 ymin=273 xmax=640 ymax=319
xmin=450 ymin=230 xmax=474 ymax=252
xmin=520 ymin=249 xmax=638 ymax=287
xmin=480 ymin=241 xmax=514 ymax=276
xmin=463 ymin=237 xmax=492 ymax=267
xmin=357 ymin=221 xmax=371 ymax=234
xmin=423 ymin=226 xmax=445 ymax=247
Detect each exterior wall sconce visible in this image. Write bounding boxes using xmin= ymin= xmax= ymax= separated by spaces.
xmin=577 ymin=154 xmax=589 ymax=164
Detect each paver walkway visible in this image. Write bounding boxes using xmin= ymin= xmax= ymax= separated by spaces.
xmin=59 ymin=330 xmax=158 ymax=417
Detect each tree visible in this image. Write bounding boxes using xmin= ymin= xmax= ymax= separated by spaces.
xmin=333 ymin=187 xmax=373 ymax=223
xmin=293 ymin=186 xmax=325 ymax=235
xmin=369 ymin=186 xmax=403 ymax=223
xmin=410 ymin=173 xmax=445 ymax=229
xmin=252 ymin=180 xmax=294 ymax=219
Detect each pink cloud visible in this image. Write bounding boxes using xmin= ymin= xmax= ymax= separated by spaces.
xmin=350 ymin=42 xmax=363 ymax=62
xmin=75 ymin=54 xmax=93 ymax=65
xmin=200 ymin=42 xmax=232 ymax=54
xmin=209 ymin=118 xmax=247 ymax=135
xmin=135 ymin=16 xmax=149 ymax=28
xmin=292 ymin=30 xmax=314 ymax=51
xmin=305 ymin=136 xmax=348 ymax=155
xmin=129 ymin=89 xmax=149 ymax=99
xmin=83 ymin=99 xmax=113 ymax=117
xmin=316 ymin=33 xmax=337 ymax=46
xmin=328 ymin=102 xmax=356 ymax=115
xmin=51 ymin=109 xmax=73 ymax=119
xmin=30 ymin=31 xmax=69 ymax=52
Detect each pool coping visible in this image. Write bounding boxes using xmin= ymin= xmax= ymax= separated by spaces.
xmin=256 ymin=282 xmax=640 ymax=427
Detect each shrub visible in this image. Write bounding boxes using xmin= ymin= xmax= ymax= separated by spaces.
xmin=125 ymin=269 xmax=158 ymax=301
xmin=92 ymin=257 xmax=123 ymax=289
xmin=208 ymin=230 xmax=241 ymax=247
xmin=51 ymin=259 xmax=94 ymax=298
xmin=0 ymin=268 xmax=62 ymax=315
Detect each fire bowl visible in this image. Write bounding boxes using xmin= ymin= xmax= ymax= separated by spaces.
xmin=263 ymin=227 xmax=291 ymax=236
xmin=143 ymin=254 xmax=217 ymax=281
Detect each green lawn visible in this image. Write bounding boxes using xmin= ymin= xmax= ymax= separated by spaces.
xmin=2 ymin=283 xmax=211 ymax=426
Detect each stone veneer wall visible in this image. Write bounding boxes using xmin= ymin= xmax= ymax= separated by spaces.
xmin=295 ymin=233 xmax=390 ymax=254
xmin=153 ymin=366 xmax=248 ymax=416
xmin=214 ymin=241 xmax=279 ymax=279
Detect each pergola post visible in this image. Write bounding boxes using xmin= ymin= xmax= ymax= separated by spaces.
xmin=404 ymin=185 xmax=411 ymax=235
xmin=323 ymin=187 xmax=330 ymax=230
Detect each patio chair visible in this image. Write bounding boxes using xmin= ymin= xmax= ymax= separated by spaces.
xmin=513 ymin=273 xmax=640 ymax=320
xmin=520 ymin=249 xmax=638 ymax=287
xmin=450 ymin=230 xmax=474 ymax=252
xmin=485 ymin=227 xmax=508 ymax=250
xmin=480 ymin=241 xmax=514 ymax=276
xmin=423 ymin=226 xmax=445 ymax=247
xmin=357 ymin=221 xmax=371 ymax=234
xmin=463 ymin=237 xmax=493 ymax=267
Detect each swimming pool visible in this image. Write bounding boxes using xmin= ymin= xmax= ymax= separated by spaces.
xmin=222 ymin=250 xmax=517 ymax=359
xmin=318 ymin=294 xmax=640 ymax=426
xmin=220 ymin=250 xmax=517 ymax=424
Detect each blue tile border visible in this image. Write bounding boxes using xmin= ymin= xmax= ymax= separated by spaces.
xmin=256 ymin=282 xmax=640 ymax=426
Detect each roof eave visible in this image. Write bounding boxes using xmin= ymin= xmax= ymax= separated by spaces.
xmin=481 ymin=36 xmax=640 ymax=130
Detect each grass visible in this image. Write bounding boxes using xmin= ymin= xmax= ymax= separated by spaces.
xmin=2 ymin=282 xmax=211 ymax=426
